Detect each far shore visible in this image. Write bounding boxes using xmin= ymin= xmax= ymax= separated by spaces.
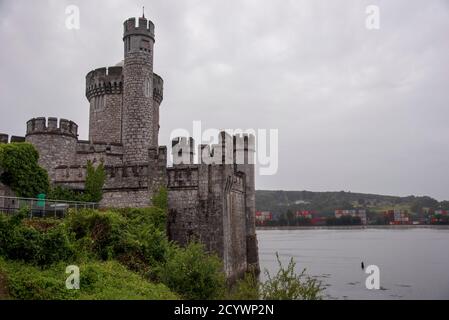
xmin=256 ymin=225 xmax=449 ymax=231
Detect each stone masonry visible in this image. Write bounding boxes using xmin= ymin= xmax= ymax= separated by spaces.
xmin=0 ymin=14 xmax=259 ymax=280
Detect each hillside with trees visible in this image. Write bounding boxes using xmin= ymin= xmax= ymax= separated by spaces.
xmin=256 ymin=190 xmax=444 ymax=219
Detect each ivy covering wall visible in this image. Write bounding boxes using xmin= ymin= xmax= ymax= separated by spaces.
xmin=0 ymin=143 xmax=49 ymax=198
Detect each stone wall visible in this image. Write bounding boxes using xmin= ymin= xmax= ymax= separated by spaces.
xmin=53 ymin=146 xmax=168 ymax=209
xmin=75 ymin=141 xmax=124 ymax=166
xmin=224 ymin=172 xmax=248 ymax=280
xmin=89 ymin=93 xmax=123 ymax=144
xmin=101 ymin=189 xmax=151 ymax=208
xmin=167 ymin=163 xmax=249 ymax=281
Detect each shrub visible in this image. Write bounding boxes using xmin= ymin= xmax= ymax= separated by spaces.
xmin=0 ymin=143 xmax=49 ymax=197
xmin=48 ymin=186 xmax=84 ymax=202
xmin=0 ymin=213 xmax=75 ymax=266
xmin=109 ymin=206 xmax=171 ymax=279
xmin=228 ymin=271 xmax=260 ymax=300
xmin=64 ymin=208 xmax=171 ymax=277
xmin=65 ymin=210 xmax=126 ymax=260
xmin=115 ymin=206 xmax=167 ymax=233
xmin=160 ymin=242 xmax=226 ymax=300
xmin=261 ymin=253 xmax=323 ymax=300
xmin=84 ymin=161 xmax=106 ymax=202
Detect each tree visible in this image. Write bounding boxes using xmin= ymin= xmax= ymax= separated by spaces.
xmin=0 ymin=143 xmax=49 ymax=197
xmin=84 ymin=161 xmax=106 ymax=202
xmin=152 ymin=187 xmax=168 ymax=211
xmin=411 ymin=196 xmax=439 ymax=213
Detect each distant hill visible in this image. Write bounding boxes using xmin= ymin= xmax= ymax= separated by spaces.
xmin=256 ymin=190 xmax=446 ymax=218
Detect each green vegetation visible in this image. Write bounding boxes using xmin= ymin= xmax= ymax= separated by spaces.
xmin=0 ymin=188 xmax=323 ymax=300
xmin=0 ymin=142 xmax=105 ymax=203
xmin=160 ymin=242 xmax=226 ymax=300
xmin=231 ymin=253 xmax=323 ymax=300
xmin=47 ymin=186 xmax=85 ymax=202
xmin=84 ymin=161 xmax=106 ymax=202
xmin=0 ymin=142 xmax=49 ymax=197
xmin=0 ymin=151 xmax=325 ymax=301
xmin=0 ymin=259 xmax=177 ymax=300
xmin=0 ymin=188 xmax=229 ymax=300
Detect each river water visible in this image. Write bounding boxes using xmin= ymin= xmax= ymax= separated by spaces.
xmin=257 ymin=227 xmax=449 ymax=300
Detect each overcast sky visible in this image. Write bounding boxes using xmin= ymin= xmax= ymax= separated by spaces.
xmin=1 ymin=0 xmax=449 ymax=199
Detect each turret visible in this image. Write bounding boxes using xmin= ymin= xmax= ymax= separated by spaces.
xmin=85 ymin=66 xmax=124 ymax=144
xmin=25 ymin=117 xmax=78 ymax=180
xmin=122 ymin=15 xmax=158 ymax=164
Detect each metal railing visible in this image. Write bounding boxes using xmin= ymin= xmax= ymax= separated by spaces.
xmin=0 ymin=195 xmax=98 ymax=218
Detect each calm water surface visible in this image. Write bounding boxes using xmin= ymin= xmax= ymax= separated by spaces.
xmin=257 ymin=227 xmax=449 ymax=300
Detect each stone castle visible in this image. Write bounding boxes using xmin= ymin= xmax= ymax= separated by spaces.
xmin=0 ymin=15 xmax=259 ymax=280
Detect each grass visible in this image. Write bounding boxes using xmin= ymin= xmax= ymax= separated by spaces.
xmin=0 ymin=258 xmax=177 ymax=300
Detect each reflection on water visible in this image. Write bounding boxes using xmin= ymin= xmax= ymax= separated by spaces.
xmin=257 ymin=227 xmax=449 ymax=300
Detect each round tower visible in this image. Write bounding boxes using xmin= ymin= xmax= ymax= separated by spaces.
xmin=25 ymin=117 xmax=78 ymax=180
xmin=122 ymin=15 xmax=157 ymax=164
xmin=85 ymin=66 xmax=123 ymax=144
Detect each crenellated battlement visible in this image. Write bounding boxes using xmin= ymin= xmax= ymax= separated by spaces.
xmin=233 ymin=133 xmax=256 ymax=165
xmin=0 ymin=134 xmax=28 ymax=144
xmin=26 ymin=117 xmax=78 ymax=138
xmin=123 ymin=17 xmax=155 ymax=40
xmin=172 ymin=132 xmax=255 ymax=166
xmin=153 ymin=73 xmax=164 ymax=104
xmin=86 ymin=66 xmax=123 ymax=100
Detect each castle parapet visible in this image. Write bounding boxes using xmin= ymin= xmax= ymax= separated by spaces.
xmin=10 ymin=136 xmax=26 ymax=143
xmin=86 ymin=66 xmax=124 ymax=100
xmin=123 ymin=17 xmax=155 ymax=40
xmin=174 ymin=132 xmax=256 ymax=166
xmin=233 ymin=133 xmax=256 ymax=165
xmin=26 ymin=117 xmax=78 ymax=138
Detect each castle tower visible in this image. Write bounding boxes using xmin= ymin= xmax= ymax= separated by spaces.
xmin=85 ymin=66 xmax=124 ymax=144
xmin=122 ymin=15 xmax=157 ymax=164
xmin=25 ymin=117 xmax=78 ymax=180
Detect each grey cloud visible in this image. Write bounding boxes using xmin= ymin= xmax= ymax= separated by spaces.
xmin=1 ymin=0 xmax=449 ymax=199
